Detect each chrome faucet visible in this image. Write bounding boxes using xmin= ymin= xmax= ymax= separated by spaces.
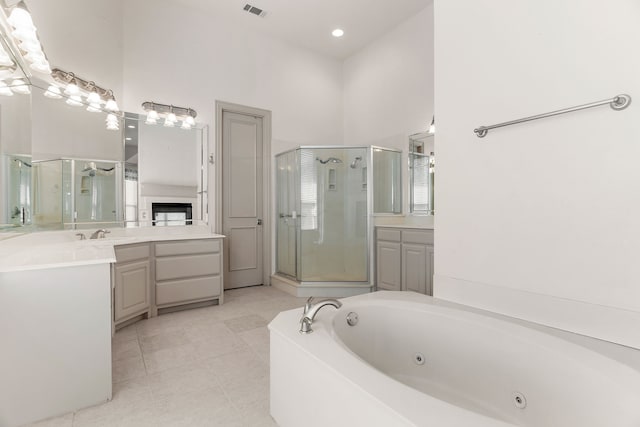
xmin=300 ymin=297 xmax=342 ymax=334
xmin=89 ymin=229 xmax=111 ymax=239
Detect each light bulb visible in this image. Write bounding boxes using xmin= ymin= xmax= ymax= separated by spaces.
xmin=180 ymin=120 xmax=192 ymax=130
xmin=106 ymin=113 xmax=119 ymax=130
xmin=185 ymin=116 xmax=195 ymax=126
xmin=166 ymin=112 xmax=177 ymax=123
xmin=428 ymin=116 xmax=435 ymax=134
xmin=0 ymin=81 xmax=14 ymax=96
xmin=87 ymin=103 xmax=102 ymax=113
xmin=105 ymin=98 xmax=118 ymax=112
xmin=11 ymin=27 xmax=38 ymax=43
xmin=65 ymin=95 xmax=83 ymax=107
xmin=10 ymin=78 xmax=30 ymax=94
xmin=0 ymin=46 xmax=14 ymax=67
xmin=8 ymin=5 xmax=35 ymax=30
xmin=29 ymin=60 xmax=50 ymax=74
xmin=86 ymin=91 xmax=101 ymax=104
xmin=0 ymin=67 xmax=15 ymax=79
xmin=64 ymin=82 xmax=79 ymax=95
xmin=163 ymin=117 xmax=175 ymax=127
xmin=44 ymin=85 xmax=62 ymax=99
xmin=18 ymin=40 xmax=40 ymax=53
xmin=145 ymin=110 xmax=158 ymax=125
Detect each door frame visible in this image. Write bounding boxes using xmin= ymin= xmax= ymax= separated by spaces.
xmin=215 ymin=101 xmax=272 ymax=287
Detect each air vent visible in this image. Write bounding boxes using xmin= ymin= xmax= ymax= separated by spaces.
xmin=243 ymin=3 xmax=267 ymax=17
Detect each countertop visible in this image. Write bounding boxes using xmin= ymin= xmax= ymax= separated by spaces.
xmin=375 ymin=224 xmax=434 ymax=230
xmin=0 ymin=226 xmax=224 ymax=273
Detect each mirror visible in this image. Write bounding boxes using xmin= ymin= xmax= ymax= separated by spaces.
xmin=0 ymin=81 xmax=208 ymax=232
xmin=123 ymin=113 xmax=207 ymax=227
xmin=409 ymin=132 xmax=435 ymax=215
xmin=372 ymin=147 xmax=402 ymax=214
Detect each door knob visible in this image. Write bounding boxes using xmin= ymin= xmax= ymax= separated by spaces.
xmin=257 ymin=219 xmax=263 ymax=225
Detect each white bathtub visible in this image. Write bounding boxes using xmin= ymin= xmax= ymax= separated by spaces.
xmin=269 ymin=291 xmax=640 ymax=427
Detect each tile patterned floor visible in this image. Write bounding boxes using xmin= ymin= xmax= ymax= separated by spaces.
xmin=26 ymin=286 xmax=307 ymax=427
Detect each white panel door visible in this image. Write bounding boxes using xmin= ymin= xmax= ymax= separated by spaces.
xmin=222 ymin=111 xmax=264 ymax=289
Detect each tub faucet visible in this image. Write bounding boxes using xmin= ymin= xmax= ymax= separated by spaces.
xmin=300 ymin=297 xmax=342 ymax=334
xmin=89 ymin=229 xmax=111 ymax=239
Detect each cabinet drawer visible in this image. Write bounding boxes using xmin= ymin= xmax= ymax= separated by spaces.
xmin=155 ymin=239 xmax=221 ymax=257
xmin=156 ymin=253 xmax=221 ymax=281
xmin=402 ymin=229 xmax=434 ymax=245
xmin=376 ymin=228 xmax=401 ymax=242
xmin=156 ymin=276 xmax=221 ymax=305
xmin=115 ymin=243 xmax=150 ymax=263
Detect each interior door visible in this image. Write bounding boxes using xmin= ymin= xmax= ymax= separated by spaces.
xmin=222 ymin=111 xmax=264 ymax=289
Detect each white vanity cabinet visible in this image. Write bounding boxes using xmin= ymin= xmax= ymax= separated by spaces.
xmin=113 ymin=243 xmax=151 ymax=325
xmin=375 ymin=227 xmax=434 ymax=295
xmin=154 ymin=238 xmax=223 ymax=310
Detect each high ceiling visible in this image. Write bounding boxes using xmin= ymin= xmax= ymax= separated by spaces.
xmin=173 ymin=0 xmax=432 ymax=59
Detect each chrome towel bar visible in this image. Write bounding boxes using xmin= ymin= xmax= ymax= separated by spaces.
xmin=474 ymin=94 xmax=631 ymax=138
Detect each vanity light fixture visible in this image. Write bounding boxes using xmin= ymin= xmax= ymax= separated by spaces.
xmin=51 ymin=68 xmax=119 ymax=111
xmin=142 ymin=101 xmax=197 ymax=130
xmin=5 ymin=1 xmax=51 ymax=75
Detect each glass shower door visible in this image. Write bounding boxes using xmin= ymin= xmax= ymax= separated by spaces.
xmin=276 ymin=150 xmax=297 ymax=278
xmin=298 ymin=147 xmax=368 ymax=282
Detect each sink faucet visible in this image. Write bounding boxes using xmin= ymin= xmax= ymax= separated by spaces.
xmin=300 ymin=297 xmax=342 ymax=334
xmin=89 ymin=229 xmax=111 ymax=239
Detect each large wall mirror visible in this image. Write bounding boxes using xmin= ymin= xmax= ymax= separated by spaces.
xmin=409 ymin=132 xmax=435 ymax=215
xmin=0 ymin=79 xmax=208 ymax=233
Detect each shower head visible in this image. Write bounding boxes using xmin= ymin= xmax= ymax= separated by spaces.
xmin=350 ymin=156 xmax=362 ymax=169
xmin=14 ymin=159 xmax=32 ymax=168
xmin=82 ymin=161 xmax=115 ymax=176
xmin=316 ymin=157 xmax=343 ymax=165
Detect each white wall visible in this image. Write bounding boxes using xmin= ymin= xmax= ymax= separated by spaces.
xmin=343 ymin=5 xmax=434 ymax=218
xmin=121 ymin=0 xmax=343 ymax=153
xmin=434 ymin=0 xmax=640 ymax=348
xmin=28 ymin=0 xmax=124 ymax=100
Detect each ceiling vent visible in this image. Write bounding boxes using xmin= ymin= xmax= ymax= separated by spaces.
xmin=243 ymin=4 xmax=267 ymax=17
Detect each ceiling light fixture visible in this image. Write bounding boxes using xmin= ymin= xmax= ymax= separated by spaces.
xmin=142 ymin=101 xmax=197 ymax=130
xmin=332 ymin=28 xmax=344 ymax=38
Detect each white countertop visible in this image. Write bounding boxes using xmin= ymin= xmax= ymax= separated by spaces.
xmin=0 ymin=226 xmax=224 ymax=273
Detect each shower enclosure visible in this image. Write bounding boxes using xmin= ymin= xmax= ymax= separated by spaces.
xmin=276 ymin=147 xmax=370 ymax=294
xmin=31 ymin=158 xmax=122 ymax=229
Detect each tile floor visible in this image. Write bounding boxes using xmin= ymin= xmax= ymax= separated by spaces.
xmin=27 ymin=286 xmax=308 ymax=427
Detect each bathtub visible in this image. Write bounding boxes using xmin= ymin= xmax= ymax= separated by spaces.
xmin=269 ymin=291 xmax=640 ymax=427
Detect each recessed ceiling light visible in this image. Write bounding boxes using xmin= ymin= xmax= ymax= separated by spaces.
xmin=332 ymin=29 xmax=344 ymax=38
xmin=127 ymin=125 xmax=135 ymax=129
xmin=125 ymin=137 xmax=132 ymax=141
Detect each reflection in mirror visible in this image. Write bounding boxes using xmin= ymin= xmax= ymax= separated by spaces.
xmin=372 ymin=147 xmax=402 ymax=214
xmin=124 ymin=113 xmax=207 ymax=227
xmin=409 ymin=132 xmax=435 ymax=215
xmin=31 ymin=158 xmax=122 ymax=230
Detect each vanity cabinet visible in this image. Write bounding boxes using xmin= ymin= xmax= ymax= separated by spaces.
xmin=154 ymin=239 xmax=222 ymax=309
xmin=113 ymin=244 xmax=151 ymax=325
xmin=375 ymin=227 xmax=434 ymax=295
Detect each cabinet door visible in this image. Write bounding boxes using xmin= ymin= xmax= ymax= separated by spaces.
xmin=402 ymin=243 xmax=427 ymax=294
xmin=114 ymin=260 xmax=150 ymax=322
xmin=376 ymin=241 xmax=401 ymax=291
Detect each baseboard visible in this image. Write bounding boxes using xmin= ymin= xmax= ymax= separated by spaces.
xmin=434 ymin=275 xmax=640 ymax=350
